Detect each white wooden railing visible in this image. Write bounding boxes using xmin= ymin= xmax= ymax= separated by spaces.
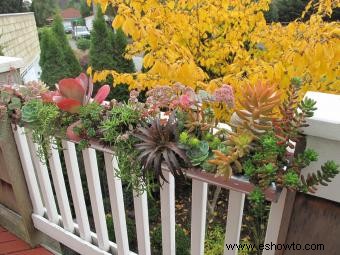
xmin=12 ymin=125 xmax=287 ymax=255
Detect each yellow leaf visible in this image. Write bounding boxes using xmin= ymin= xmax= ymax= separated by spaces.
xmin=143 ymin=54 xmax=154 ymax=68
xmin=167 ymin=1 xmax=175 ymax=10
xmin=149 ymin=31 xmax=158 ymax=49
xmin=100 ymin=0 xmax=108 ymax=12
xmin=112 ymin=15 xmax=125 ymax=29
xmin=87 ymin=66 xmax=92 ymax=76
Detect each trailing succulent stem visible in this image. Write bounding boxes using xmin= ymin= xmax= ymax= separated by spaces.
xmin=101 ymin=103 xmax=140 ymax=145
xmin=300 ymin=161 xmax=339 ymax=193
xmin=21 ymin=99 xmax=60 ymax=162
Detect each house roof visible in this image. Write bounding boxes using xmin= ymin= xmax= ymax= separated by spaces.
xmin=61 ymin=8 xmax=81 ymax=20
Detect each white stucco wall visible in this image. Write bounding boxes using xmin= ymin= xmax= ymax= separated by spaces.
xmin=84 ymin=15 xmax=94 ymax=30
xmin=0 ymin=13 xmax=41 ymax=82
xmin=22 ymin=56 xmax=41 ymax=82
xmin=85 ymin=15 xmax=109 ymax=31
xmin=302 ymin=92 xmax=340 ymax=203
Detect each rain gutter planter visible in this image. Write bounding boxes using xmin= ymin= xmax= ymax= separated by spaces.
xmin=62 ymin=137 xmax=281 ymax=202
xmin=182 ymin=168 xmax=280 ymax=202
xmin=23 ymin=127 xmax=283 ymax=203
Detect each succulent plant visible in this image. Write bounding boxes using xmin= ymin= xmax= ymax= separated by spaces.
xmin=282 ymin=170 xmax=300 ymax=190
xmin=274 ymin=81 xmax=317 ymax=148
xmin=19 ymin=80 xmax=48 ymax=100
xmin=7 ymin=97 xmax=22 ymax=111
xmin=134 ymin=112 xmax=190 ymax=182
xmin=186 ymin=140 xmax=209 ymax=166
xmin=41 ymin=73 xmax=110 ymax=113
xmin=209 ymin=128 xmax=255 ymax=178
xmin=21 ymin=99 xmax=41 ymax=123
xmin=101 ymin=104 xmax=140 ymax=145
xmin=236 ymin=82 xmax=281 ymax=135
xmin=213 ymin=84 xmax=235 ymax=108
xmin=256 ymin=163 xmax=277 ymax=188
xmin=0 ymin=85 xmax=23 ymax=124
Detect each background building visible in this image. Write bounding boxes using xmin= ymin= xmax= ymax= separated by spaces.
xmin=0 ymin=12 xmax=40 ymax=82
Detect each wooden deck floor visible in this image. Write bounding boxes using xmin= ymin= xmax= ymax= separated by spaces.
xmin=0 ymin=226 xmax=52 ymax=255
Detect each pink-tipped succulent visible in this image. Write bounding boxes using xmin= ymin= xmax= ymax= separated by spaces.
xmin=42 ymin=73 xmax=110 ymax=113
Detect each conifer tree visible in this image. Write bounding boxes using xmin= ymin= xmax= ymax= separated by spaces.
xmin=31 ymin=0 xmax=56 ymax=27
xmin=39 ymin=29 xmax=69 ymax=87
xmin=52 ymin=14 xmax=82 ymax=77
xmin=112 ymin=28 xmax=135 ymax=73
xmin=80 ymin=0 xmax=91 ymax=17
xmin=89 ymin=6 xmax=136 ymax=101
xmin=89 ymin=6 xmax=115 ymax=71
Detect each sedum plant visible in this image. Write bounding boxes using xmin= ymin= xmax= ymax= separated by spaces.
xmin=0 ymin=85 xmax=23 ymax=139
xmin=21 ymin=99 xmax=60 ymax=161
xmin=0 ymin=85 xmax=23 ymax=124
xmin=207 ymin=80 xmax=339 ymax=195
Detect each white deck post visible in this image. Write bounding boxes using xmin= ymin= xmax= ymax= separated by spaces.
xmin=263 ymin=188 xmax=287 ymax=255
xmin=302 ymin=92 xmax=340 ymax=203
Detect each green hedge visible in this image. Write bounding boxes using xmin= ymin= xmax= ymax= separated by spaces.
xmin=77 ymin=38 xmax=91 ymax=51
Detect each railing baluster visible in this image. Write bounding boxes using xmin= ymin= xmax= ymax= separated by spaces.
xmin=160 ymin=170 xmax=176 ymax=255
xmin=47 ymin=138 xmax=74 ymax=232
xmin=263 ymin=188 xmax=288 ymax=255
xmin=26 ymin=132 xmax=59 ymax=224
xmin=104 ymin=153 xmax=130 ymax=255
xmin=224 ymin=190 xmax=245 ymax=255
xmin=190 ymin=179 xmax=208 ymax=255
xmin=62 ymin=140 xmax=91 ymax=241
xmin=133 ymin=190 xmax=151 ymax=255
xmin=82 ymin=148 xmax=110 ymax=251
xmin=12 ymin=126 xmax=44 ymax=216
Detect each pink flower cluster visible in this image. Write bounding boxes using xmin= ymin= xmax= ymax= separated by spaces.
xmin=170 ymin=92 xmax=195 ymax=109
xmin=145 ymin=83 xmax=196 ymax=112
xmin=213 ymin=85 xmax=234 ymax=108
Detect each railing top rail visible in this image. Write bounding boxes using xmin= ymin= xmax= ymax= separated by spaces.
xmin=64 ymin=137 xmax=279 ymax=202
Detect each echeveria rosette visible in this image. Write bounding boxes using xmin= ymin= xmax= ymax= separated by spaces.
xmin=42 ymin=73 xmax=110 ymax=113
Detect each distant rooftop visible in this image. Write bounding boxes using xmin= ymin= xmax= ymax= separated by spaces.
xmin=61 ymin=7 xmax=81 ymax=20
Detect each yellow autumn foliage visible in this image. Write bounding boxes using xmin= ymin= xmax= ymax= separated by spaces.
xmin=89 ymin=0 xmax=340 ymax=106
